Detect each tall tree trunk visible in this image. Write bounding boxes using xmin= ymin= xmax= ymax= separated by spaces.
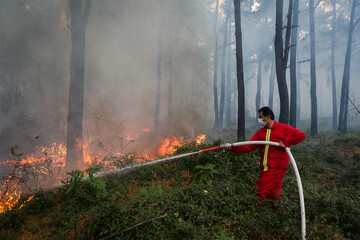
xmin=274 ymin=0 xmax=292 ymax=123
xmin=255 ymin=58 xmax=263 ymax=114
xmin=167 ymin=45 xmax=173 ymax=125
xmin=309 ymin=0 xmax=318 ymax=136
xmin=66 ymin=0 xmax=92 ymax=170
xmin=213 ymin=0 xmax=220 ymax=129
xmin=154 ymin=27 xmax=162 ymax=133
xmin=225 ymin=15 xmax=232 ymax=126
xmin=339 ymin=0 xmax=357 ymax=133
xmin=296 ymin=59 xmax=301 ymax=120
xmin=191 ymin=50 xmax=196 ymax=106
xmin=234 ymin=0 xmax=245 ymax=140
xmin=268 ymin=58 xmax=275 ymax=109
xmin=331 ymin=0 xmax=337 ymax=130
xmin=289 ymin=0 xmax=299 ymax=127
xmin=219 ymin=2 xmax=230 ymax=128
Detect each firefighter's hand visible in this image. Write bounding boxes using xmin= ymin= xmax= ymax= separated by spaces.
xmin=220 ymin=143 xmax=233 ymax=151
xmin=278 ymin=141 xmax=286 ymax=148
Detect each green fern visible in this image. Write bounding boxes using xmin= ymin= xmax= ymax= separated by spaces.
xmin=89 ymin=177 xmax=107 ymax=198
xmin=61 ymin=168 xmax=107 ymax=200
xmin=194 ymin=163 xmax=218 ymax=184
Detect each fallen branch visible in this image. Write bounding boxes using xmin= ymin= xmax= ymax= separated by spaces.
xmin=100 ymin=213 xmax=168 ymax=240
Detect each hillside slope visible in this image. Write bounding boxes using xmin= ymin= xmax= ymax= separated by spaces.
xmin=1 ymin=134 xmax=359 ymax=239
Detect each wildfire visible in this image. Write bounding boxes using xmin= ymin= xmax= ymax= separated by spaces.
xmin=158 ymin=136 xmax=185 ymax=156
xmin=126 ymin=134 xmax=132 ymax=141
xmin=0 ymin=188 xmax=21 ymax=214
xmin=195 ymin=134 xmax=206 ymax=145
xmin=0 ymin=188 xmax=35 ymax=214
xmin=0 ymin=132 xmax=207 ymax=214
xmin=158 ymin=134 xmax=206 ymax=156
xmin=0 ymin=143 xmax=68 ymax=214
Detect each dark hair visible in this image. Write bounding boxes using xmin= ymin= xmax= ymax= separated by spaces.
xmin=258 ymin=106 xmax=275 ymax=120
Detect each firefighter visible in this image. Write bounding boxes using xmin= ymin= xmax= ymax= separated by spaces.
xmin=223 ymin=106 xmax=306 ymax=208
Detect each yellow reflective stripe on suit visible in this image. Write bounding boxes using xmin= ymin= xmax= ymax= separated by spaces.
xmin=263 ymin=129 xmax=271 ymax=171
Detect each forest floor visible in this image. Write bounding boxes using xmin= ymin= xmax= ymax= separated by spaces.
xmin=0 ymin=132 xmax=359 ymax=239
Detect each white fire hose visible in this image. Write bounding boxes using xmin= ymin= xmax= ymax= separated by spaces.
xmin=94 ymin=140 xmax=306 ymax=239
xmin=225 ymin=141 xmax=306 ymax=240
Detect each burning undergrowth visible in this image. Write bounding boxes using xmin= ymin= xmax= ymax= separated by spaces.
xmin=0 ymin=132 xmax=206 ymax=214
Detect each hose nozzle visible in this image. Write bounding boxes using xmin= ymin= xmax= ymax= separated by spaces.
xmin=220 ymin=143 xmax=234 ymax=150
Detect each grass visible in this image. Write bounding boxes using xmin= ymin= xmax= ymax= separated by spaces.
xmin=0 ymin=133 xmax=359 ymax=239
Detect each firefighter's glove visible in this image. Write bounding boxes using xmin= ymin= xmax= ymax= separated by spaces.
xmin=220 ymin=143 xmax=233 ymax=151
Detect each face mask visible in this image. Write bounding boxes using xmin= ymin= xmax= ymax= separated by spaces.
xmin=258 ymin=118 xmax=266 ymax=126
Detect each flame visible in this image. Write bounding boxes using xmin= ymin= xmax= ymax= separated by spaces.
xmin=82 ymin=138 xmax=122 ymax=170
xmin=158 ymin=136 xmax=185 ymax=156
xmin=195 ymin=134 xmax=206 ymax=145
xmin=126 ymin=134 xmax=132 ymax=141
xmin=0 ymin=182 xmax=22 ymax=214
xmin=18 ymin=196 xmax=34 ymax=210
xmin=157 ymin=134 xmax=206 ymax=156
xmin=0 ymin=189 xmax=35 ymax=214
xmin=1 ymin=143 xmax=67 ymax=214
xmin=1 ymin=132 xmax=207 ymax=214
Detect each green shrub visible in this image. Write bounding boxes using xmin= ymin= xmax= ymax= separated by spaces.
xmin=23 ymin=190 xmax=56 ymax=215
xmin=333 ymin=134 xmax=360 ymax=146
xmin=323 ymin=150 xmax=345 ymax=165
xmin=194 ymin=163 xmax=218 ymax=184
xmin=0 ymin=207 xmax=25 ymax=231
xmin=61 ymin=168 xmax=108 ymax=209
xmin=1 ymin=135 xmax=360 ymax=239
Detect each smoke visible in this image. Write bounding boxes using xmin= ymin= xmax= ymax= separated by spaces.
xmin=81 ymin=0 xmax=214 ymax=153
xmin=1 ymin=0 xmax=217 ymax=164
xmin=1 ymin=0 xmax=360 ymax=163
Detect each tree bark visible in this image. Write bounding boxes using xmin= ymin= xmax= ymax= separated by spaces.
xmin=329 ymin=3 xmax=337 ymax=129
xmin=289 ymin=0 xmax=299 ymax=128
xmin=167 ymin=45 xmax=173 ymax=125
xmin=255 ymin=58 xmax=263 ymax=115
xmin=274 ymin=0 xmax=292 ymax=123
xmin=191 ymin=50 xmax=196 ymax=107
xmin=330 ymin=0 xmax=337 ymax=130
xmin=268 ymin=58 xmax=275 ymax=109
xmin=154 ymin=25 xmax=162 ymax=133
xmin=65 ymin=0 xmax=92 ymax=170
xmin=213 ymin=0 xmax=220 ymax=129
xmin=219 ymin=1 xmax=230 ymax=128
xmin=166 ymin=2 xmax=173 ymax=126
xmin=338 ymin=0 xmax=357 ymax=133
xmin=225 ymin=14 xmax=232 ymax=126
xmin=234 ymin=0 xmax=245 ymax=140
xmin=296 ymin=58 xmax=301 ymax=120
xmin=309 ymin=0 xmax=318 ymax=136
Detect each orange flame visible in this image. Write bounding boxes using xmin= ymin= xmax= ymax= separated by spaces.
xmin=195 ymin=134 xmax=206 ymax=145
xmin=1 ymin=132 xmax=207 ymax=214
xmin=1 ymin=143 xmax=68 ymax=214
xmin=157 ymin=134 xmax=206 ymax=156
xmin=126 ymin=134 xmax=132 ymax=141
xmin=158 ymin=136 xmax=185 ymax=156
xmin=0 ymin=184 xmax=22 ymax=214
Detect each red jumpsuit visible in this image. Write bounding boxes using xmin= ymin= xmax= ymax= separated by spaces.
xmin=230 ymin=121 xmax=306 ymax=202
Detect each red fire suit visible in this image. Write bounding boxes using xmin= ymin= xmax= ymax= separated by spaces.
xmin=230 ymin=121 xmax=306 ymax=202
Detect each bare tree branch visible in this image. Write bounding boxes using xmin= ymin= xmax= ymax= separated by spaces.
xmin=353 ymin=18 xmax=360 ymax=29
xmin=346 ymin=95 xmax=360 ymax=116
xmin=218 ymin=41 xmax=236 ymax=50
xmin=298 ymin=59 xmax=310 ymax=64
